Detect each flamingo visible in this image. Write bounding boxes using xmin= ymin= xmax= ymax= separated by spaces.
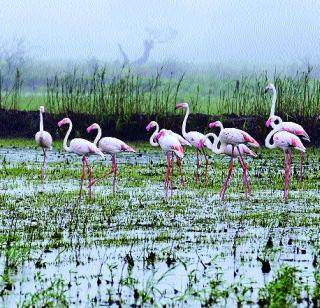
xmin=35 ymin=106 xmax=53 ymax=183
xmin=197 ymin=132 xmax=257 ymax=197
xmin=86 ymin=123 xmax=136 ymax=194
xmin=265 ymin=125 xmax=306 ymax=201
xmin=264 ymin=83 xmax=310 ymax=180
xmin=153 ymin=129 xmax=184 ymax=199
xmin=58 ymin=118 xmax=104 ymax=200
xmin=175 ymin=102 xmax=213 ymax=183
xmin=208 ymin=121 xmax=259 ymax=200
xmin=146 ymin=120 xmax=190 ymax=184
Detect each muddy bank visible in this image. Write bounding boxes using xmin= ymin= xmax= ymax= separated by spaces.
xmin=0 ymin=109 xmax=319 ymax=146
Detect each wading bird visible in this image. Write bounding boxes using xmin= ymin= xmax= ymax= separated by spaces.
xmin=208 ymin=121 xmax=259 ymax=200
xmin=146 ymin=120 xmax=190 ymax=184
xmin=175 ymin=102 xmax=212 ymax=183
xmin=153 ymin=129 xmax=184 ymax=200
xmin=35 ymin=106 xmax=52 ymax=183
xmin=265 ymin=83 xmax=310 ymax=180
xmin=58 ymin=118 xmax=104 ymax=200
xmin=197 ymin=132 xmax=257 ymax=198
xmin=265 ymin=121 xmax=306 ymax=202
xmin=86 ymin=123 xmax=135 ymax=194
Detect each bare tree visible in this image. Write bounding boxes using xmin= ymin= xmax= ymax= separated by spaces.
xmin=118 ymin=27 xmax=178 ymax=67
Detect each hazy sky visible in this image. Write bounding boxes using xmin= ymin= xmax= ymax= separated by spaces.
xmin=1 ymin=0 xmax=320 ymax=64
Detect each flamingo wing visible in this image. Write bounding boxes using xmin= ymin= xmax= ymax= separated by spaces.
xmin=282 ymin=122 xmax=310 ymax=141
xmin=35 ymin=131 xmax=53 ymax=149
xmin=273 ymin=131 xmax=306 ymax=152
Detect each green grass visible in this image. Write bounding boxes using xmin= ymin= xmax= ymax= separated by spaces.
xmin=2 ymin=66 xmax=320 ymax=119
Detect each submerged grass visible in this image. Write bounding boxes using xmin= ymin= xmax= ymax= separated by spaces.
xmin=0 ymin=140 xmax=319 ymax=306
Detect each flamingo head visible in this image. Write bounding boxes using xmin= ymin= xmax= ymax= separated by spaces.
xmin=265 ymin=115 xmax=281 ymax=127
xmin=146 ymin=121 xmax=157 ymax=131
xmin=57 ymin=118 xmax=70 ymax=128
xmin=155 ymin=130 xmax=165 ymax=141
xmin=87 ymin=123 xmax=99 ymax=133
xmin=265 ymin=117 xmax=272 ymax=127
xmin=209 ymin=121 xmax=222 ymax=129
xmin=196 ymin=139 xmax=205 ymax=149
xmin=175 ymin=102 xmax=188 ymax=110
xmin=264 ymin=83 xmax=275 ymax=93
xmin=39 ymin=106 xmax=45 ymax=113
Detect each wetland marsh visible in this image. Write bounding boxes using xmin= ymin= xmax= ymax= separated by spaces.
xmin=0 ymin=139 xmax=319 ymax=306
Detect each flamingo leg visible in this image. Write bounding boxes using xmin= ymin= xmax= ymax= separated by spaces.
xmin=284 ymin=150 xmax=292 ymax=202
xmin=40 ymin=148 xmax=47 ymax=183
xmin=195 ymin=148 xmax=200 ymax=183
xmin=237 ymin=146 xmax=251 ymax=198
xmin=79 ymin=156 xmax=86 ymax=200
xmin=171 ymin=152 xmax=175 ymax=177
xmin=176 ymin=156 xmax=184 ymax=185
xmin=83 ymin=157 xmax=93 ymax=200
xmin=202 ymin=147 xmax=209 ymax=185
xmin=220 ymin=147 xmax=234 ymax=200
xmin=112 ymin=155 xmax=117 ymax=194
xmin=164 ymin=152 xmax=171 ymax=200
xmin=89 ymin=160 xmax=114 ymax=188
xmin=299 ymin=152 xmax=304 ymax=181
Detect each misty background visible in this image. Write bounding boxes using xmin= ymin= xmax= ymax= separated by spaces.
xmin=1 ymin=0 xmax=320 ymax=63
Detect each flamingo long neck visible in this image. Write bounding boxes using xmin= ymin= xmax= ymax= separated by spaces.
xmin=270 ymin=86 xmax=277 ymax=117
xmin=39 ymin=111 xmax=44 ymax=132
xmin=149 ymin=123 xmax=159 ymax=147
xmin=205 ymin=133 xmax=223 ymax=154
xmin=63 ymin=121 xmax=72 ymax=152
xmin=265 ymin=126 xmax=280 ymax=149
xmin=216 ymin=122 xmax=224 ymax=136
xmin=93 ymin=125 xmax=102 ymax=145
xmin=181 ymin=105 xmax=190 ymax=138
xmin=270 ymin=115 xmax=283 ymax=129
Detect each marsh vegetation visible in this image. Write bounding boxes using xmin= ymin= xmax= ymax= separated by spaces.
xmin=0 ymin=140 xmax=319 ymax=306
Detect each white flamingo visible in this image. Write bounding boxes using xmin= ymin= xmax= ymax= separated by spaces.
xmin=58 ymin=118 xmax=104 ymax=200
xmin=265 ymin=127 xmax=306 ymax=201
xmin=86 ymin=123 xmax=136 ymax=194
xmin=146 ymin=120 xmax=190 ymax=184
xmin=153 ymin=129 xmax=184 ymax=199
xmin=208 ymin=121 xmax=259 ymax=200
xmin=175 ymin=102 xmax=212 ymax=183
xmin=265 ymin=83 xmax=310 ymax=179
xmin=35 ymin=106 xmax=53 ymax=183
xmin=198 ymin=132 xmax=257 ymax=197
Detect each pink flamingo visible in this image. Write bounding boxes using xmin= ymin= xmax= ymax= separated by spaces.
xmin=265 ymin=83 xmax=310 ymax=180
xmin=175 ymin=102 xmax=212 ymax=183
xmin=146 ymin=120 xmax=190 ymax=184
xmin=265 ymin=123 xmax=306 ymax=201
xmin=197 ymin=132 xmax=257 ymax=198
xmin=58 ymin=118 xmax=104 ymax=200
xmin=86 ymin=123 xmax=136 ymax=194
xmin=35 ymin=106 xmax=53 ymax=183
xmin=153 ymin=129 xmax=184 ymax=199
xmin=208 ymin=121 xmax=259 ymax=200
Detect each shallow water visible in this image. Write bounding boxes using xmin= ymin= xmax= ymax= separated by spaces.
xmin=0 ymin=146 xmax=319 ymax=306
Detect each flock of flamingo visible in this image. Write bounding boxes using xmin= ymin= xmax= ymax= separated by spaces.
xmin=35 ymin=83 xmax=309 ymax=202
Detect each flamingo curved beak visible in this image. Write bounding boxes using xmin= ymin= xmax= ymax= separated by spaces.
xmin=57 ymin=120 xmax=64 ymax=127
xmin=146 ymin=123 xmax=152 ymax=131
xmin=208 ymin=122 xmax=216 ymax=129
xmin=265 ymin=118 xmax=272 ymax=127
xmin=175 ymin=103 xmax=184 ymax=109
xmin=196 ymin=140 xmax=204 ymax=149
xmin=87 ymin=126 xmax=93 ymax=133
xmin=155 ymin=131 xmax=163 ymax=141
